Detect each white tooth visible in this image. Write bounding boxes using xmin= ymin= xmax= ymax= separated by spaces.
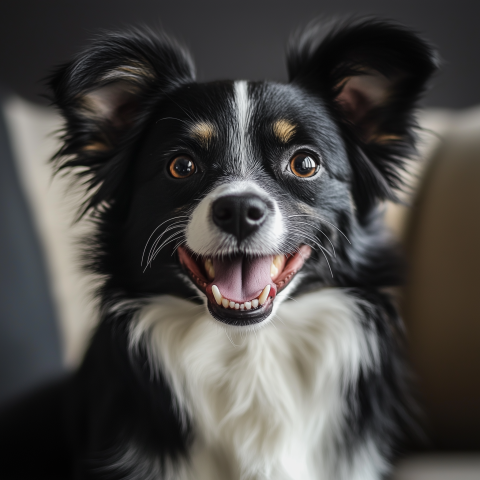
xmin=222 ymin=298 xmax=229 ymax=308
xmin=212 ymin=285 xmax=222 ymax=305
xmin=235 ymin=303 xmax=240 ymax=309
xmin=205 ymin=258 xmax=215 ymax=280
xmin=258 ymin=285 xmax=271 ymax=305
xmin=240 ymin=304 xmax=245 ymax=310
xmin=251 ymin=299 xmax=259 ymax=308
xmin=273 ymin=254 xmax=284 ymax=268
xmin=229 ymin=301 xmax=235 ymax=309
xmin=270 ymin=263 xmax=278 ymax=278
xmin=245 ymin=301 xmax=252 ymax=310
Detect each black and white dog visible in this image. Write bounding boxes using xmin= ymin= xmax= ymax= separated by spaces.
xmin=0 ymin=17 xmax=437 ymax=480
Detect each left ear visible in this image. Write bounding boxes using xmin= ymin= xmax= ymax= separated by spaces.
xmin=287 ymin=18 xmax=439 ymax=216
xmin=49 ymin=27 xmax=196 ymax=217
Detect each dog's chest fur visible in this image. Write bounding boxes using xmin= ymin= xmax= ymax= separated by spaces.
xmin=131 ymin=289 xmax=383 ymax=480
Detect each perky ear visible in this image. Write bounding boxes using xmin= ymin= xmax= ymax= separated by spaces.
xmin=287 ymin=18 xmax=438 ymax=217
xmin=49 ymin=28 xmax=195 ymax=216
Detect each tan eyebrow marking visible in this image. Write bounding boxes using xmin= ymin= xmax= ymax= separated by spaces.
xmin=190 ymin=121 xmax=216 ymax=147
xmin=273 ymin=119 xmax=296 ymax=143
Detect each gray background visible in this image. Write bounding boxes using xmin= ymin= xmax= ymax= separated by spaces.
xmin=0 ymin=0 xmax=478 ymax=108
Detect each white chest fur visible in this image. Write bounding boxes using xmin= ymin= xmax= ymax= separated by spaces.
xmin=130 ymin=289 xmax=384 ymax=480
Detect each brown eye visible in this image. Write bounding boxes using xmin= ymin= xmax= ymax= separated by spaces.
xmin=289 ymin=153 xmax=320 ymax=178
xmin=169 ymin=156 xmax=196 ymax=179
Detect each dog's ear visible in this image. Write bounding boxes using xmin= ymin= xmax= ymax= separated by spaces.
xmin=49 ymin=28 xmax=195 ymax=216
xmin=287 ymin=18 xmax=438 ymax=217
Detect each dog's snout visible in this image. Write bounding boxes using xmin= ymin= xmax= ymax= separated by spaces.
xmin=212 ymin=195 xmax=268 ymax=242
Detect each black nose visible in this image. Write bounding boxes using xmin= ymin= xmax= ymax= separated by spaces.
xmin=212 ymin=194 xmax=269 ymax=242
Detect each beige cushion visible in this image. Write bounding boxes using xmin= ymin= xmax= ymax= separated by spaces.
xmin=392 ymin=455 xmax=480 ymax=480
xmin=402 ymin=107 xmax=480 ymax=450
xmin=3 ymin=96 xmax=97 ymax=366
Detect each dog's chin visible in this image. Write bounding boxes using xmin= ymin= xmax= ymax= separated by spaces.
xmin=207 ymin=296 xmax=275 ymax=326
xmin=177 ymin=245 xmax=311 ymax=326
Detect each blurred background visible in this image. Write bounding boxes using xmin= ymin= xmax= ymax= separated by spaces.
xmin=1 ymin=0 xmax=480 ymax=108
xmin=0 ymin=1 xmax=479 ymax=478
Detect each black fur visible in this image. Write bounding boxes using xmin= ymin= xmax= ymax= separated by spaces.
xmin=0 ymin=18 xmax=437 ymax=479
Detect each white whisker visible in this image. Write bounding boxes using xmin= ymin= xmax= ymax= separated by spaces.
xmin=292 ymin=221 xmax=336 ymax=257
xmin=147 ymin=222 xmax=188 ymax=266
xmin=141 ymin=215 xmax=189 ymax=266
xmin=288 ymin=214 xmax=351 ymax=244
xmin=148 ymin=232 xmax=185 ymax=267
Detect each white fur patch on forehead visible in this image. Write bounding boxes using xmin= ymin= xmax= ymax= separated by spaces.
xmin=189 ymin=121 xmax=216 ymax=148
xmin=234 ymin=81 xmax=250 ymax=132
xmin=233 ymin=81 xmax=252 ymax=174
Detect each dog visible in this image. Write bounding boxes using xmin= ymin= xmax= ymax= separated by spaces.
xmin=0 ymin=17 xmax=437 ymax=480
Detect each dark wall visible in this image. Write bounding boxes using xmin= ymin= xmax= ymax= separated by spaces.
xmin=1 ymin=0 xmax=478 ymax=108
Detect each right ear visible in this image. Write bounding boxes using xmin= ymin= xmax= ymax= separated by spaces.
xmin=286 ymin=18 xmax=438 ymax=217
xmin=49 ymin=28 xmax=195 ymax=216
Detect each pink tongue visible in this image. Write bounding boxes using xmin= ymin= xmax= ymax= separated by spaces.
xmin=212 ymin=255 xmax=273 ymax=303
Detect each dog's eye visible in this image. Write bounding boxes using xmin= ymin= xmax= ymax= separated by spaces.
xmin=169 ymin=156 xmax=196 ymax=179
xmin=289 ymin=153 xmax=319 ymax=178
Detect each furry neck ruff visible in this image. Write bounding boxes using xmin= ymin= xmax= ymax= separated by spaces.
xmin=127 ymin=288 xmax=382 ymax=480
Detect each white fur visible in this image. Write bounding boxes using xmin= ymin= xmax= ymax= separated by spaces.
xmin=233 ymin=80 xmax=252 ymax=176
xmin=185 ymin=181 xmax=285 ymax=257
xmin=130 ymin=289 xmax=384 ymax=480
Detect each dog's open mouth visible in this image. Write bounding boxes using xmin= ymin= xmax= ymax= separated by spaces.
xmin=178 ymin=245 xmax=311 ymax=325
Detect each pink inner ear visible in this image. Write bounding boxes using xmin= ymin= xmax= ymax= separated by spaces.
xmin=83 ymin=82 xmax=139 ymax=129
xmin=336 ymin=73 xmax=391 ymax=126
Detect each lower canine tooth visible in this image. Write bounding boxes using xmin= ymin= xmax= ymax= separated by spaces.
xmin=251 ymin=299 xmax=259 ymax=308
xmin=222 ymin=298 xmax=229 ymax=308
xmin=258 ymin=285 xmax=271 ymax=305
xmin=212 ymin=285 xmax=222 ymax=305
xmin=229 ymin=301 xmax=235 ymax=309
xmin=245 ymin=301 xmax=252 ymax=310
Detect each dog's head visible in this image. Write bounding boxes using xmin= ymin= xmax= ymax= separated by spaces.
xmin=50 ymin=19 xmax=437 ymax=327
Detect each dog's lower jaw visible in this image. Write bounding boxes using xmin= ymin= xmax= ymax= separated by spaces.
xmin=206 ymin=272 xmax=301 ymax=331
xmin=177 ymin=245 xmax=312 ymax=327
xmin=207 ymin=296 xmax=274 ymax=325
xmin=130 ymin=289 xmax=388 ymax=480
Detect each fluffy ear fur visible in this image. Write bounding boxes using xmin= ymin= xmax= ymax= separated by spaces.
xmin=49 ymin=28 xmax=195 ymax=216
xmin=287 ymin=18 xmax=439 ymax=217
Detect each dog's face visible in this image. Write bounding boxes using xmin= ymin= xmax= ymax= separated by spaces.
xmin=50 ymin=20 xmax=437 ymax=326
xmin=125 ymin=80 xmax=351 ymax=325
